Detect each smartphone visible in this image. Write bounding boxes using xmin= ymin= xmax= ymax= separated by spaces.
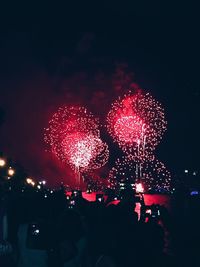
xmin=146 ymin=209 xmax=152 ymax=215
xmin=96 ymin=194 xmax=104 ymax=203
xmin=70 ymin=200 xmax=75 ymax=206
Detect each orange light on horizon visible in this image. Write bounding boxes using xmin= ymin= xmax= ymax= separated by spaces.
xmin=0 ymin=158 xmax=6 ymax=167
xmin=8 ymin=168 xmax=15 ymax=176
xmin=26 ymin=178 xmax=35 ymax=186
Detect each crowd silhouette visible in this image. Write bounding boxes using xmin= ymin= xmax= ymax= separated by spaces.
xmin=0 ymin=186 xmax=200 ymax=267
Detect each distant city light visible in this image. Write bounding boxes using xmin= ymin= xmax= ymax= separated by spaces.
xmin=37 ymin=185 xmax=41 ymax=189
xmin=190 ymin=191 xmax=199 ymax=196
xmin=26 ymin=178 xmax=35 ymax=186
xmin=0 ymin=158 xmax=6 ymax=167
xmin=193 ymin=171 xmax=197 ymax=176
xmin=8 ymin=167 xmax=15 ymax=176
xmin=39 ymin=180 xmax=46 ymax=185
xmin=26 ymin=178 xmax=32 ymax=184
xmin=184 ymin=169 xmax=189 ymax=174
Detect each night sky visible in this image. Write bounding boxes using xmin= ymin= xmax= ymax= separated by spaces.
xmin=0 ymin=4 xmax=199 ymax=185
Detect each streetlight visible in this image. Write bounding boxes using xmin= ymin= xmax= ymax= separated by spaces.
xmin=26 ymin=178 xmax=35 ymax=186
xmin=8 ymin=167 xmax=15 ymax=176
xmin=0 ymin=158 xmax=6 ymax=167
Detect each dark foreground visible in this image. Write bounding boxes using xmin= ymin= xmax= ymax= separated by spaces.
xmin=0 ymin=190 xmax=200 ymax=267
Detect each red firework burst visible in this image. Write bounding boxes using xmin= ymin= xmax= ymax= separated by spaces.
xmin=107 ymin=90 xmax=167 ymax=160
xmin=44 ymin=106 xmax=109 ymax=173
xmin=109 ymin=155 xmax=171 ymax=192
xmin=62 ymin=133 xmax=109 ymax=171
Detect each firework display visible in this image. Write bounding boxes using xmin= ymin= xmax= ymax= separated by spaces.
xmin=107 ymin=90 xmax=167 ymax=160
xmin=109 ymin=155 xmax=171 ymax=192
xmin=44 ymin=106 xmax=99 ymax=160
xmin=44 ymin=106 xmax=109 ymax=184
xmin=44 ymin=88 xmax=171 ymax=192
xmin=62 ymin=133 xmax=109 ymax=171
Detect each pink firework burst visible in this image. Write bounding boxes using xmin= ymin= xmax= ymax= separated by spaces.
xmin=44 ymin=106 xmax=109 ymax=174
xmin=107 ymin=90 xmax=167 ymax=160
xmin=44 ymin=106 xmax=99 ymax=161
xmin=62 ymin=133 xmax=109 ymax=171
xmin=109 ymin=155 xmax=171 ymax=192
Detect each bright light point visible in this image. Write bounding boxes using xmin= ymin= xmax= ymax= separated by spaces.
xmin=26 ymin=178 xmax=35 ymax=186
xmin=0 ymin=158 xmax=6 ymax=167
xmin=136 ymin=183 xmax=144 ymax=193
xmin=8 ymin=168 xmax=15 ymax=176
xmin=193 ymin=171 xmax=197 ymax=176
xmin=26 ymin=178 xmax=32 ymax=184
xmin=37 ymin=185 xmax=41 ymax=189
xmin=184 ymin=170 xmax=189 ymax=173
xmin=146 ymin=209 xmax=151 ymax=214
xmin=42 ymin=180 xmax=46 ymax=185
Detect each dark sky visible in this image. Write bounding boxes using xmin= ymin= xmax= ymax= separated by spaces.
xmin=0 ymin=4 xmax=199 ymax=185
